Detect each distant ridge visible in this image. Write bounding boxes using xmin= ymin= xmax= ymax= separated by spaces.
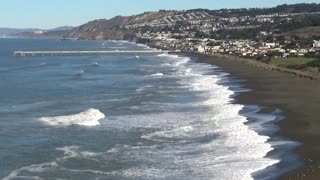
xmin=48 ymin=26 xmax=74 ymax=32
xmin=0 ymin=26 xmax=74 ymax=37
xmin=0 ymin=28 xmax=41 ymax=36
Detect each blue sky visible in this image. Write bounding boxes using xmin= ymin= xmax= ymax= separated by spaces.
xmin=1 ymin=0 xmax=319 ymax=29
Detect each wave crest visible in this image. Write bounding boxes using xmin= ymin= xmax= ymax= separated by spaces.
xmin=38 ymin=108 xmax=105 ymax=127
xmin=150 ymin=73 xmax=164 ymax=77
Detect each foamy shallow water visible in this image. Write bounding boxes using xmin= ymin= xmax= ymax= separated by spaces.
xmin=0 ymin=39 xmax=299 ymax=179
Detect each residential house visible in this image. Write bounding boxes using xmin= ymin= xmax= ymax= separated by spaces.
xmin=313 ymin=40 xmax=320 ymax=48
xmin=197 ymin=46 xmax=205 ymax=53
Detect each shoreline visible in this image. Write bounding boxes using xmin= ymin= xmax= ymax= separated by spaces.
xmin=179 ymin=52 xmax=320 ymax=81
xmin=131 ymin=41 xmax=320 ymax=178
xmin=188 ymin=52 xmax=320 ymax=179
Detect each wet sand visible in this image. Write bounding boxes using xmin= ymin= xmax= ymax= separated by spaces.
xmin=194 ymin=54 xmax=320 ymax=180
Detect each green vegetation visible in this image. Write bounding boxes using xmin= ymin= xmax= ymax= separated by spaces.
xmin=270 ymin=57 xmax=320 ymax=69
xmin=189 ymin=3 xmax=320 ymax=17
xmin=282 ymin=26 xmax=320 ymax=38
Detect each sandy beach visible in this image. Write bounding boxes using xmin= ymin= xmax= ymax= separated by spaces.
xmin=193 ymin=54 xmax=320 ymax=179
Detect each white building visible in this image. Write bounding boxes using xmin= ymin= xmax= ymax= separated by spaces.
xmin=34 ymin=31 xmax=45 ymax=34
xmin=197 ymin=46 xmax=205 ymax=53
xmin=313 ymin=40 xmax=320 ymax=48
xmin=264 ymin=42 xmax=277 ymax=48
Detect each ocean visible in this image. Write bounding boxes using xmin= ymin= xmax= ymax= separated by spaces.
xmin=0 ymin=39 xmax=298 ymax=179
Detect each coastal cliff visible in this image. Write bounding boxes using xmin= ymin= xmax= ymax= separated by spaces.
xmin=66 ymin=11 xmax=176 ymax=40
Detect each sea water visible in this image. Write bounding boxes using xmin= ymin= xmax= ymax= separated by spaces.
xmin=0 ymin=39 xmax=299 ymax=179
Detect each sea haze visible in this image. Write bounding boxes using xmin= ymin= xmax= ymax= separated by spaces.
xmin=0 ymin=39 xmax=298 ymax=179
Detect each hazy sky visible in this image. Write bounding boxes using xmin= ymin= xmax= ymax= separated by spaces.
xmin=1 ymin=0 xmax=319 ymax=29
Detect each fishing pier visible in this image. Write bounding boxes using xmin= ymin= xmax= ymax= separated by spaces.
xmin=14 ymin=50 xmax=177 ymax=57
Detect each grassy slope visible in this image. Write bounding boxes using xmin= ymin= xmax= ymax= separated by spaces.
xmin=282 ymin=26 xmax=320 ymax=38
xmin=270 ymin=57 xmax=320 ymax=69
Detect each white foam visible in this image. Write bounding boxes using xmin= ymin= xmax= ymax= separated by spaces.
xmin=150 ymin=73 xmax=164 ymax=77
xmin=89 ymin=62 xmax=99 ymax=67
xmin=126 ymin=54 xmax=279 ymax=179
xmin=157 ymin=54 xmax=191 ymax=68
xmin=108 ymin=46 xmax=126 ymax=49
xmin=38 ymin=108 xmax=105 ymax=127
xmin=136 ymin=43 xmax=148 ymax=48
xmin=74 ymin=70 xmax=85 ymax=76
xmin=161 ymin=63 xmax=172 ymax=67
xmin=3 ymin=161 xmax=58 ymax=180
xmin=157 ymin=53 xmax=179 ymax=58
xmin=3 ymin=146 xmax=102 ymax=180
xmin=136 ymin=85 xmax=154 ymax=92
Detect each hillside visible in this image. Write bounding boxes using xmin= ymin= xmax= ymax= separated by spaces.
xmin=203 ymin=3 xmax=320 ymax=17
xmin=66 ymin=3 xmax=320 ymax=41
xmin=66 ymin=11 xmax=177 ymax=40
xmin=282 ymin=26 xmax=320 ymax=38
xmin=48 ymin=26 xmax=74 ymax=32
xmin=16 ymin=30 xmax=71 ymax=39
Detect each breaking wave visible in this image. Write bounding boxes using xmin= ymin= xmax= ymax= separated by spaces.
xmin=38 ymin=108 xmax=105 ymax=127
xmin=150 ymin=73 xmax=164 ymax=77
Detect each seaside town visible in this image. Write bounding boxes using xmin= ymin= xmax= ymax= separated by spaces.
xmin=113 ymin=5 xmax=319 ymax=75
xmin=126 ymin=9 xmax=320 ymax=65
xmin=137 ymin=31 xmax=320 ymax=59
